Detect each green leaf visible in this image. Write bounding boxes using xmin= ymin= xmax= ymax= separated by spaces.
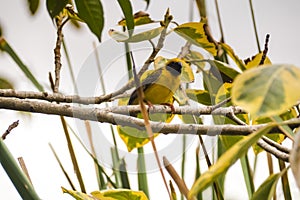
xmin=117 ymin=97 xmax=173 ymax=151
xmin=174 ymin=22 xmax=218 ymax=56
xmin=117 ymin=125 xmax=159 ymax=152
xmin=240 ymin=156 xmax=255 ymax=199
xmin=91 ymin=189 xmax=149 ymax=200
xmin=232 ymin=64 xmax=300 ymax=118
xmin=75 ymin=0 xmax=104 ymax=42
xmin=46 ymin=0 xmax=68 ymax=19
xmin=27 ymin=0 xmax=40 ymax=15
xmin=109 ymin=27 xmax=164 ymax=43
xmin=186 ymin=89 xmax=212 ymax=105
xmin=188 ymin=125 xmax=274 ymax=198
xmin=0 ymin=77 xmax=14 ymax=89
xmin=207 ymin=60 xmax=240 ymax=83
xmin=219 ymin=43 xmax=246 ymax=71
xmin=0 ymin=138 xmax=40 ymax=200
xmin=0 ymin=38 xmax=44 ymax=91
xmin=117 ymin=0 xmax=134 ymax=35
xmin=251 ymin=168 xmax=288 ymax=200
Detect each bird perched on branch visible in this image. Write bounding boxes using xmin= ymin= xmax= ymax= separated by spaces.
xmin=128 ymin=58 xmax=183 ymax=106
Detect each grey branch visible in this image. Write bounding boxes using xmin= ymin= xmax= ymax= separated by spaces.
xmin=1 ymin=96 xmax=300 ymax=136
xmin=0 ymin=89 xmax=102 ymax=104
xmin=257 ymin=139 xmax=289 ymax=162
xmin=0 ymin=89 xmax=247 ymax=115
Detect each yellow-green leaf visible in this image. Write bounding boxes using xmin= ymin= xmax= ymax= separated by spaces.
xmin=232 ymin=64 xmax=300 ymax=118
xmin=64 ymin=6 xmax=84 ymax=22
xmin=207 ymin=60 xmax=240 ymax=83
xmin=252 ymin=110 xmax=296 ymax=154
xmin=244 ymin=52 xmax=272 ymax=69
xmin=174 ymin=22 xmax=217 ymax=56
xmin=180 ymin=60 xmax=194 ymax=83
xmin=188 ymin=125 xmax=274 ymax=198
xmin=109 ymin=27 xmax=163 ymax=43
xmin=62 ymin=187 xmax=95 ymax=200
xmin=118 ymin=11 xmax=154 ymax=26
xmin=219 ymin=43 xmax=246 ymax=71
xmin=173 ymin=88 xmax=189 ymax=105
xmin=186 ymin=89 xmax=212 ymax=105
xmin=0 ymin=77 xmax=14 ymax=89
xmin=91 ymin=189 xmax=148 ymax=200
xmin=251 ymin=168 xmax=288 ymax=200
xmin=215 ymin=83 xmax=248 ymax=149
xmin=117 ymin=97 xmax=174 ymax=151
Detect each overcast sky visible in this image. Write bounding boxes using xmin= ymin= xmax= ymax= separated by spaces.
xmin=0 ymin=0 xmax=300 ymax=199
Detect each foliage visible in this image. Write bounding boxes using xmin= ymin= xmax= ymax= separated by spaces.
xmin=0 ymin=0 xmax=299 ymax=200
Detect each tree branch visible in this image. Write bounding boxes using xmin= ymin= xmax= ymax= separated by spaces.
xmin=0 ymin=89 xmax=247 ymax=115
xmin=257 ymin=139 xmax=289 ymax=162
xmin=1 ymin=96 xmax=300 ymax=136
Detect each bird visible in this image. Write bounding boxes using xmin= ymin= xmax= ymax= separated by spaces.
xmin=128 ymin=58 xmax=183 ymax=107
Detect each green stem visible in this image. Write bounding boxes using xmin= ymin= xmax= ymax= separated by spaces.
xmin=249 ymin=0 xmax=261 ymax=52
xmin=137 ymin=147 xmax=149 ymax=197
xmin=0 ymin=138 xmax=40 ymax=199
xmin=180 ymin=134 xmax=187 ymax=200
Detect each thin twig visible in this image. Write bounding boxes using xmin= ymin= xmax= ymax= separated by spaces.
xmin=259 ymin=34 xmax=270 ymax=65
xmin=49 ymin=143 xmax=76 ymax=190
xmin=226 ymin=110 xmax=247 ymax=125
xmin=256 ymin=139 xmax=289 ymax=162
xmin=211 ymin=97 xmax=231 ymax=110
xmin=2 ymin=120 xmax=19 ymax=140
xmin=53 ymin=17 xmax=64 ymax=93
xmin=262 ymin=136 xmax=290 ymax=154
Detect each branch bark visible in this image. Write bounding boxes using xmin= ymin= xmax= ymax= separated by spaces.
xmin=1 ymin=96 xmax=300 ymax=136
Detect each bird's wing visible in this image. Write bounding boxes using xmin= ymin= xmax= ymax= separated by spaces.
xmin=128 ymin=68 xmax=163 ymax=105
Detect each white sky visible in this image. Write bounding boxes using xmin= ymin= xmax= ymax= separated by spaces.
xmin=0 ymin=0 xmax=300 ymax=199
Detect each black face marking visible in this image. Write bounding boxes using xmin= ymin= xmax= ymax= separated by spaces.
xmin=167 ymin=61 xmax=182 ymax=76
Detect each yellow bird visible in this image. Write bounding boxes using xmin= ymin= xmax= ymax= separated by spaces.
xmin=128 ymin=58 xmax=183 ymax=106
